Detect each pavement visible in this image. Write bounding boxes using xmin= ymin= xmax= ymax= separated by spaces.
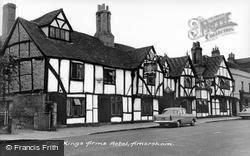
xmin=0 ymin=116 xmax=240 ymax=140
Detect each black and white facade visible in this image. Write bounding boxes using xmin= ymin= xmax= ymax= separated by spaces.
xmin=1 ymin=4 xmax=164 ymax=125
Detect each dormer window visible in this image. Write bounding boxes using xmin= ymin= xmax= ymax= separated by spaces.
xmin=40 ymin=11 xmax=72 ymax=41
xmin=49 ymin=26 xmax=70 ymax=41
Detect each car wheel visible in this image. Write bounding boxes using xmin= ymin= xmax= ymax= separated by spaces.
xmin=159 ymin=123 xmax=165 ymax=127
xmin=190 ymin=119 xmax=195 ymax=126
xmin=176 ymin=121 xmax=181 ymax=127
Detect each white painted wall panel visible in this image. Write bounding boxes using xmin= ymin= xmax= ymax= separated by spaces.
xmin=141 ymin=116 xmax=147 ymax=120
xmin=86 ymin=111 xmax=93 ymax=123
xmin=84 ymin=64 xmax=94 ymax=93
xmin=116 ymin=69 xmax=124 ymax=95
xmin=123 ymin=114 xmax=132 ymax=121
xmin=67 ymin=94 xmax=85 ymax=98
xmin=95 ymin=66 xmax=103 ymax=94
xmin=159 ymin=73 xmax=163 ymax=96
xmin=148 ymin=116 xmax=153 ymax=120
xmin=70 ymin=81 xmax=83 ymax=93
xmin=155 ymin=72 xmax=159 ymax=95
xmin=133 ymin=74 xmax=137 ymax=94
xmin=93 ymin=95 xmax=98 ymax=108
xmin=138 ymin=70 xmax=143 ymax=94
xmin=66 ymin=118 xmax=85 ymax=124
xmin=86 ymin=94 xmax=93 ymax=110
xmin=93 ymin=109 xmax=98 ymax=123
xmin=111 ymin=117 xmax=122 ymax=122
xmin=128 ymin=97 xmax=132 ymax=112
xmin=134 ymin=98 xmax=141 ymax=111
xmin=60 ymin=60 xmax=69 ymax=92
xmin=48 ymin=59 xmax=59 ymax=92
xmin=48 ymin=69 xmax=58 ymax=92
xmin=125 ymin=71 xmax=132 ymax=95
xmin=134 ymin=112 xmax=141 ymax=121
xmin=123 ymin=97 xmax=128 ymax=112
xmin=104 ymin=85 xmax=115 ymax=94
xmin=153 ymin=99 xmax=159 ymax=111
xmin=153 ymin=111 xmax=158 ymax=115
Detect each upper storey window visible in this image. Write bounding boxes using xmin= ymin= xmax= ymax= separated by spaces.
xmin=42 ymin=12 xmax=72 ymax=41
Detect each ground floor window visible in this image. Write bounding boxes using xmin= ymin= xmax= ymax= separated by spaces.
xmin=141 ymin=98 xmax=153 ymax=116
xmin=111 ymin=96 xmax=122 ymax=116
xmin=67 ymin=98 xmax=86 ymax=117
xmin=196 ymin=100 xmax=209 ymax=113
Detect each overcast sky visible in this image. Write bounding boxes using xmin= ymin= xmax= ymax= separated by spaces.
xmin=0 ymin=0 xmax=249 ymax=59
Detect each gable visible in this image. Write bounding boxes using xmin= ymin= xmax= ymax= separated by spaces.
xmin=50 ymin=12 xmax=71 ymax=30
xmin=181 ymin=60 xmax=194 ymax=76
xmin=216 ymin=59 xmax=232 ymax=79
xmin=142 ymin=48 xmax=158 ymax=70
xmin=3 ymin=20 xmax=43 ymax=58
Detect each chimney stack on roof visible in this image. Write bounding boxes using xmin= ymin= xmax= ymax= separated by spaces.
xmin=211 ymin=46 xmax=220 ymax=57
xmin=191 ymin=41 xmax=203 ymax=65
xmin=94 ymin=4 xmax=114 ymax=47
xmin=227 ymin=52 xmax=235 ymax=63
xmin=2 ymin=3 xmax=16 ymax=43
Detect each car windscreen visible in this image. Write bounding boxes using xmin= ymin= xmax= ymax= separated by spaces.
xmin=163 ymin=109 xmax=179 ymax=114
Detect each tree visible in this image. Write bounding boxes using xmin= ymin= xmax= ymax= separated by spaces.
xmin=0 ymin=54 xmax=17 ymax=126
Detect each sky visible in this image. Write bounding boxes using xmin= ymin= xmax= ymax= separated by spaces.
xmin=0 ymin=0 xmax=249 ymax=59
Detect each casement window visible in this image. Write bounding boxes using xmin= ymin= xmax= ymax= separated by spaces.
xmin=184 ymin=77 xmax=192 ymax=88
xmin=219 ymin=78 xmax=230 ymax=90
xmin=67 ymin=98 xmax=86 ymax=117
xmin=49 ymin=26 xmax=70 ymax=41
xmin=111 ymin=96 xmax=122 ymax=116
xmin=70 ymin=62 xmax=84 ymax=80
xmin=146 ymin=73 xmax=156 ymax=86
xmin=196 ymin=100 xmax=208 ymax=113
xmin=219 ymin=99 xmax=227 ymax=112
xmin=104 ymin=68 xmax=116 ymax=85
xmin=141 ymin=98 xmax=153 ymax=116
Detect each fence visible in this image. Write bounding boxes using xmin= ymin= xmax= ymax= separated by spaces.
xmin=0 ymin=110 xmax=8 ymax=133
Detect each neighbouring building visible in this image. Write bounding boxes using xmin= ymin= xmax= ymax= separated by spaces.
xmin=191 ymin=42 xmax=235 ymax=117
xmin=0 ymin=3 xmax=165 ymax=126
xmin=160 ymin=42 xmax=235 ymax=117
xmin=159 ymin=55 xmax=196 ymax=115
xmin=227 ymin=53 xmax=250 ymax=115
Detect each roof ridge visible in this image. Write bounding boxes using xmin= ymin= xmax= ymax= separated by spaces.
xmin=31 ymin=8 xmax=62 ymax=26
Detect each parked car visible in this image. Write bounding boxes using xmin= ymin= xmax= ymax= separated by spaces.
xmin=238 ymin=108 xmax=250 ymax=119
xmin=153 ymin=107 xmax=196 ymax=127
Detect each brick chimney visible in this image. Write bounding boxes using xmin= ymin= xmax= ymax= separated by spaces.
xmin=211 ymin=46 xmax=220 ymax=57
xmin=2 ymin=3 xmax=16 ymax=43
xmin=191 ymin=41 xmax=203 ymax=65
xmin=94 ymin=4 xmax=114 ymax=47
xmin=227 ymin=52 xmax=235 ymax=63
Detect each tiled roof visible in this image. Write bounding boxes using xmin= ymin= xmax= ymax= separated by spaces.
xmin=16 ymin=17 xmax=152 ymax=69
xmin=203 ymin=56 xmax=224 ymax=78
xmin=165 ymin=56 xmax=190 ymax=77
xmin=32 ymin=9 xmax=62 ymax=26
xmin=228 ymin=58 xmax=250 ymax=73
xmin=235 ymin=57 xmax=250 ymax=64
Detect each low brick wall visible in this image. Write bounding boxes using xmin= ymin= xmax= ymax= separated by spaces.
xmin=7 ymin=92 xmax=46 ymax=129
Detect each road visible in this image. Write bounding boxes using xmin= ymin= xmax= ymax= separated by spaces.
xmin=63 ymin=120 xmax=250 ymax=156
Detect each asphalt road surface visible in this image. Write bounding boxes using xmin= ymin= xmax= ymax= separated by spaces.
xmin=64 ymin=120 xmax=250 ymax=156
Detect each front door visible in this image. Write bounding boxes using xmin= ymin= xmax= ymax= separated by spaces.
xmin=98 ymin=95 xmax=111 ymax=122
